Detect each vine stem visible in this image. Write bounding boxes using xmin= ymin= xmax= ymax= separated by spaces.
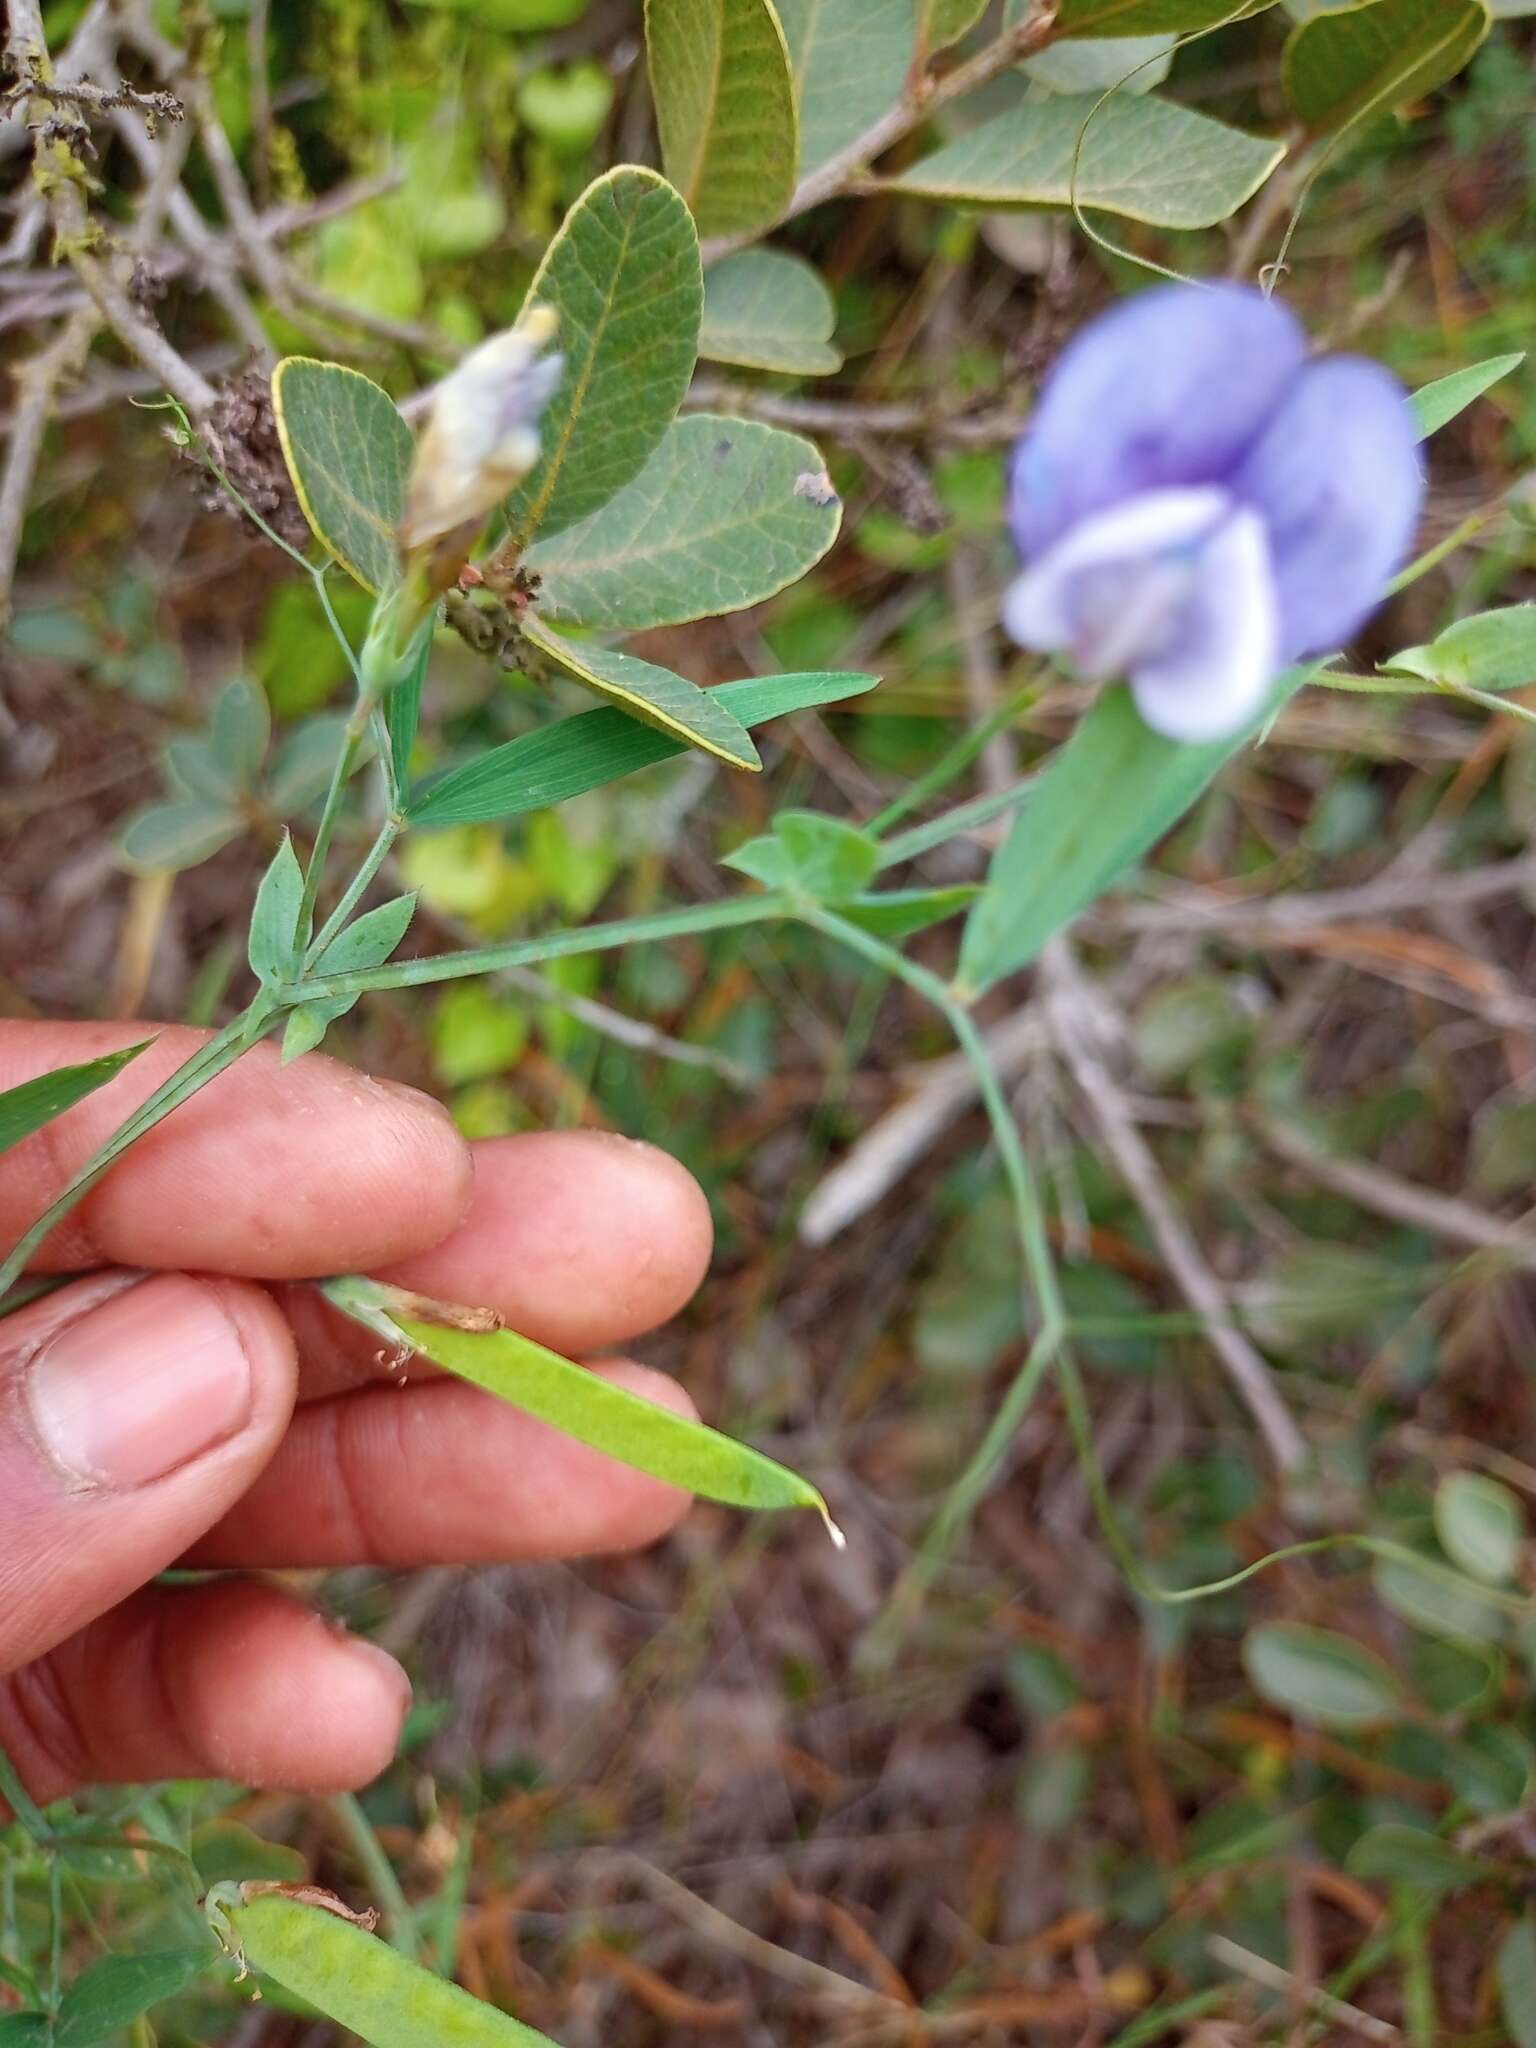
xmin=308 ymin=817 xmax=402 ymax=965
xmin=297 ymin=694 xmax=374 ymax=948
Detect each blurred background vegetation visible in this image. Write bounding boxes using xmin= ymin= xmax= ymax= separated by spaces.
xmin=3 ymin=0 xmax=1536 ymax=2040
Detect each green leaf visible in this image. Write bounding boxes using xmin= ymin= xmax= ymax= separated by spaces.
xmin=191 ymin=1820 xmax=307 ymax=1890
xmin=117 ymin=798 xmax=244 ymax=873
xmin=407 ymin=668 xmax=876 ymax=826
xmin=1023 ymin=32 xmax=1174 ymax=93
xmin=526 ymin=414 xmax=841 ymax=630
xmin=917 ymin=0 xmax=987 ymax=59
xmin=164 ymin=734 xmax=238 ymax=805
xmin=888 ymin=92 xmax=1284 ymax=229
xmin=1434 ymin=1472 xmax=1523 ymax=1586
xmin=0 ymin=2018 xmax=49 ymax=2044
xmin=221 ymin=1891 xmax=556 ymax=2047
xmin=698 ymin=248 xmax=842 ymax=374
xmin=519 ymin=612 xmax=761 ymax=769
xmin=1409 ymin=350 xmax=1524 ymax=438
xmin=385 ymin=630 xmax=431 ymax=800
xmin=1471 ymin=1098 xmax=1536 ymax=1197
xmin=1345 ymin=1824 xmax=1490 ymax=1897
xmin=724 ymin=810 xmax=881 ymax=897
xmin=1500 ymin=1917 xmax=1536 ymax=2048
xmin=209 ymin=674 xmax=272 ymax=785
xmin=774 ymin=0 xmax=915 ymax=177
xmin=327 ymin=1279 xmax=841 ymax=1534
xmin=502 ymin=167 xmax=703 ymax=549
xmin=55 ymin=1947 xmax=213 ymax=2047
xmin=271 ymin=359 xmax=413 ymax=594
xmin=957 ymin=670 xmax=1311 ymax=997
xmin=248 ymin=834 xmax=306 ymax=986
xmin=1242 ymin=1622 xmax=1401 ymax=1730
xmin=1283 ymin=0 xmax=1490 ymax=136
xmin=646 ymin=0 xmax=797 ymax=235
xmin=1382 ymin=605 xmax=1536 ymax=690
xmin=1051 ymin=0 xmax=1267 ymax=26
xmin=268 ymin=715 xmax=354 ymax=814
xmin=1375 ymin=1553 xmax=1507 ymax=1645
xmin=0 ymin=1041 xmax=152 ymax=1158
xmin=279 ymin=893 xmax=417 ymax=1060
xmin=835 ymin=885 xmax=980 ymax=938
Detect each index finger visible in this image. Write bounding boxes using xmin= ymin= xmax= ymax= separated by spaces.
xmin=0 ymin=1022 xmax=472 ymax=1279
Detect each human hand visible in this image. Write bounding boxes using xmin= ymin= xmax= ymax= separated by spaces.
xmin=0 ymin=1023 xmax=711 ymax=1807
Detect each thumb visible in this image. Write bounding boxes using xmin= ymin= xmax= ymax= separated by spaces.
xmin=0 ymin=1270 xmax=297 ymax=1675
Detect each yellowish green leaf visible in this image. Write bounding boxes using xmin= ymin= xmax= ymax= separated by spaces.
xmin=646 ymin=0 xmax=798 ymax=235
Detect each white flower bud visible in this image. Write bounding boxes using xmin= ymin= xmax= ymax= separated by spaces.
xmin=399 ymin=306 xmax=563 ymax=556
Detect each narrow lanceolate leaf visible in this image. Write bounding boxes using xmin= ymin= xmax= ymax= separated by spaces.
xmin=957 ymin=669 xmax=1314 ymax=996
xmin=699 ymin=248 xmax=842 ymax=374
xmin=646 ymin=0 xmax=798 ymax=236
xmin=325 ymin=1278 xmax=842 ymax=1536
xmin=889 ymin=93 xmax=1284 ymax=230
xmin=280 ymin=893 xmax=418 ymax=1061
xmin=1050 ymin=0 xmax=1268 ymax=29
xmin=774 ymin=0 xmax=914 ymax=177
xmin=407 ymin=669 xmax=877 ymax=827
xmin=525 ymin=414 xmax=841 ymax=630
xmin=1410 ymin=350 xmax=1525 ymax=439
xmin=502 ymin=168 xmax=702 ymax=550
xmin=248 ymin=834 xmax=305 ymax=986
xmin=0 ymin=1041 xmax=153 ymax=1158
xmin=219 ymin=1891 xmax=556 ymax=2048
xmin=519 ymin=612 xmax=761 ymax=769
xmin=271 ymin=359 xmax=412 ymax=593
xmin=1283 ymin=0 xmax=1490 ymax=136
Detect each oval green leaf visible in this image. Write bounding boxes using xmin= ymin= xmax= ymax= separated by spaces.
xmin=1375 ymin=1553 xmax=1508 ymax=1646
xmin=117 ymin=798 xmax=245 ymax=874
xmin=1383 ymin=604 xmax=1536 ymax=690
xmin=225 ymin=1892 xmax=555 ymax=2048
xmin=1283 ymin=0 xmax=1490 ymax=136
xmin=888 ymin=92 xmax=1284 ymax=229
xmin=55 ymin=1947 xmax=214 ymax=2048
xmin=774 ymin=0 xmax=914 ymax=177
xmin=326 ymin=1279 xmax=839 ymax=1534
xmin=1051 ymin=0 xmax=1268 ymax=28
xmin=1243 ymin=1621 xmax=1401 ymax=1730
xmin=271 ymin=358 xmax=412 ymax=593
xmin=1345 ymin=1822 xmax=1490 ymax=1898
xmin=407 ymin=667 xmax=877 ymax=826
xmin=502 ymin=167 xmax=703 ymax=550
xmin=1434 ymin=1471 xmax=1524 ymax=1585
xmin=646 ymin=0 xmax=797 ymax=236
xmin=519 ymin=611 xmax=761 ymax=769
xmin=699 ymin=248 xmax=842 ymax=374
xmin=525 ymin=413 xmax=842 ymax=630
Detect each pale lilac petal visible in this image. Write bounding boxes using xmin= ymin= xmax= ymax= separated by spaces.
xmin=1001 ymin=486 xmax=1230 ymax=658
xmin=1232 ymin=356 xmax=1423 ymax=659
xmin=1129 ymin=507 xmax=1279 ymax=744
xmin=1010 ymin=284 xmax=1308 ymax=559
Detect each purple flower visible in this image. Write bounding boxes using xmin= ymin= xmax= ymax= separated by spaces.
xmin=1002 ymin=284 xmax=1424 ymax=743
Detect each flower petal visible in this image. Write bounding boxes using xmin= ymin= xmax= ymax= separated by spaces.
xmin=1009 ymin=284 xmax=1308 ymax=560
xmin=1129 ymin=506 xmax=1279 ymax=744
xmin=1232 ymin=356 xmax=1423 ymax=659
xmin=1001 ymin=486 xmax=1230 ymax=665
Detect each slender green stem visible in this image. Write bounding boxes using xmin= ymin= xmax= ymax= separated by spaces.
xmin=0 ymin=1008 xmax=271 ymax=1299
xmin=296 ymin=696 xmax=374 ymax=949
xmin=0 ymin=1745 xmax=49 ymax=1839
xmin=866 ymin=682 xmax=1039 ymax=837
xmin=314 ymin=568 xmax=364 ymax=684
xmin=308 ymin=818 xmax=402 ymax=965
xmin=875 ymin=779 xmax=1036 ymax=870
xmin=1386 ymin=508 xmax=1497 ymax=595
xmin=287 ymin=893 xmax=793 ymax=1001
xmin=329 ymin=1793 xmax=418 ymax=1958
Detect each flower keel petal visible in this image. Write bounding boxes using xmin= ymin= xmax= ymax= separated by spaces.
xmin=1129 ymin=507 xmax=1279 ymax=744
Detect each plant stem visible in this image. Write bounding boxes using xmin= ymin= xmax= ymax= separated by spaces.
xmin=0 ymin=1007 xmax=271 ymax=1299
xmin=290 ymin=893 xmax=793 ymax=1001
xmin=297 ymin=695 xmax=373 ymax=948
xmin=308 ymin=817 xmax=402 ymax=965
xmin=329 ymin=1793 xmax=418 ymax=1958
xmin=867 ymin=683 xmax=1039 ymax=838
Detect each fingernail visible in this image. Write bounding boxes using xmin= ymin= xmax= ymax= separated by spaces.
xmin=338 ymin=1633 xmax=414 ymax=1717
xmin=27 ymin=1276 xmax=254 ymax=1489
